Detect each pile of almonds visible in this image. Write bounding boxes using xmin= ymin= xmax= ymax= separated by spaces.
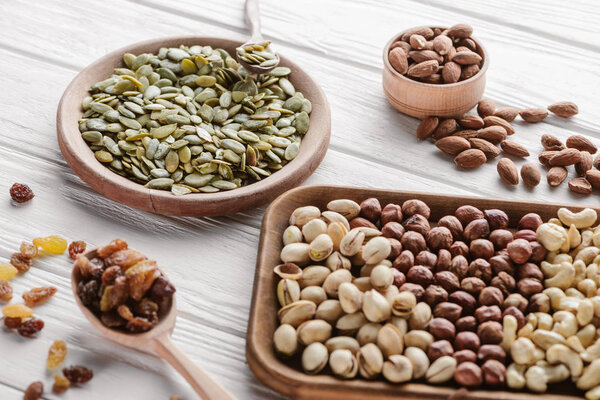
xmin=388 ymin=24 xmax=483 ymax=84
xmin=415 ymin=97 xmax=595 ymax=194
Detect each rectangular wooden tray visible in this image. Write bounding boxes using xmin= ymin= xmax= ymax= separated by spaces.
xmin=246 ymin=185 xmax=599 ymax=400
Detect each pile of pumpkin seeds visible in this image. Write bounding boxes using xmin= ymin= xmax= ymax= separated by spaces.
xmin=79 ymin=44 xmax=311 ymax=195
xmin=236 ymin=40 xmax=279 ymax=68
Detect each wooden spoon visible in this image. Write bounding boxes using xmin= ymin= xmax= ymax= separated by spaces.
xmin=71 ymin=249 xmax=236 ymax=400
xmin=236 ymin=0 xmax=280 ymax=73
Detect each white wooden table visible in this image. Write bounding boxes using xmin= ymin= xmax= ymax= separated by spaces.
xmin=0 ymin=1 xmax=598 ymax=398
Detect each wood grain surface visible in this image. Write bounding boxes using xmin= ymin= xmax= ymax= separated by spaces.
xmin=0 ymin=0 xmax=598 ymax=399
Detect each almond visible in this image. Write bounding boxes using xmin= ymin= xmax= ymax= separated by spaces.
xmin=477 ymin=99 xmax=496 ymax=118
xmin=421 ymin=74 xmax=443 ymax=84
xmin=549 ymin=148 xmax=581 ymax=166
xmin=410 ymin=34 xmax=427 ymax=50
xmin=521 ymin=163 xmax=541 ymax=187
xmin=423 ymin=41 xmax=434 ymax=51
xmin=460 ymin=64 xmax=480 ymax=81
xmin=568 ymin=178 xmax=592 ymax=195
xmin=547 ymin=167 xmax=568 ymax=187
xmin=416 ymin=117 xmax=439 ymax=140
xmin=497 ymin=158 xmax=519 ymax=185
xmin=457 ymin=115 xmax=484 ymax=130
xmin=594 ymin=153 xmax=600 ymax=170
xmin=566 ymin=135 xmax=597 ymax=154
xmin=519 ymin=108 xmax=548 ymax=123
xmin=453 ymin=51 xmax=482 ymax=65
xmin=408 ymin=50 xmax=443 ymax=63
xmin=455 ymin=46 xmax=471 ymax=53
xmin=433 ymin=35 xmax=453 ymax=55
xmin=444 ymin=46 xmax=457 ymax=64
xmin=501 ymin=140 xmax=530 ymax=157
xmin=493 ymin=107 xmax=520 ymax=122
xmin=388 ymin=48 xmax=409 ymax=75
xmin=454 ymin=149 xmax=487 ymax=169
xmin=435 ymin=136 xmax=471 ymax=155
xmin=401 ymin=27 xmax=434 ymax=41
xmin=477 ymin=126 xmax=507 ymax=144
xmin=407 ymin=60 xmax=439 ymax=78
xmin=539 ymin=151 xmax=559 ymax=167
xmin=452 ymin=130 xmax=479 ymax=139
xmin=575 ymin=151 xmax=593 ymax=176
xmin=585 ymin=170 xmax=600 ymax=189
xmin=469 ymin=138 xmax=501 ymax=160
xmin=432 ymin=118 xmax=458 ymax=139
xmin=541 ymin=134 xmax=565 ymax=151
xmin=456 ymin=38 xmax=477 ymax=51
xmin=442 ymin=62 xmax=461 ymax=83
xmin=548 ymin=101 xmax=578 ymax=118
xmin=390 ymin=41 xmax=412 ymax=55
xmin=483 ymin=116 xmax=515 ymax=135
xmin=446 ymin=23 xmax=473 ymax=38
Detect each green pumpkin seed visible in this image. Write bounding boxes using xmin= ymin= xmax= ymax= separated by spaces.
xmin=146 ymin=177 xmax=174 ymax=189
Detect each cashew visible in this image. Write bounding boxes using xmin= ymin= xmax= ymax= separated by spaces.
xmin=544 ymin=287 xmax=566 ymax=310
xmin=557 ymin=208 xmax=597 ymax=229
xmin=582 ymin=339 xmax=600 ymax=363
xmin=579 ymin=298 xmax=595 ymax=326
xmin=518 ymin=322 xmax=535 ymax=339
xmin=578 ymin=359 xmax=600 ymax=390
xmin=553 ymin=311 xmax=578 ymax=337
xmin=579 ymin=279 xmax=598 ymax=297
xmin=578 ymin=325 xmax=597 ymax=348
xmin=554 ymin=253 xmax=573 ymax=264
xmin=537 ymin=223 xmax=568 ymax=251
xmin=533 ymin=346 xmax=546 ymax=363
xmin=545 ymin=263 xmax=575 ymax=290
xmin=501 ymin=314 xmax=518 ymax=351
xmin=507 ymin=363 xmax=527 ymax=389
xmin=593 ymin=229 xmax=600 ymax=248
xmin=549 ymin=217 xmax=563 ymax=226
xmin=574 ymin=260 xmax=588 ymax=286
xmin=591 ymin=296 xmax=600 ymax=318
xmin=572 ymin=230 xmax=594 ymax=259
xmin=569 ymin=224 xmax=582 ymax=248
xmin=586 ymin=386 xmax=600 ymax=400
xmin=577 ymin=247 xmax=600 ymax=265
xmin=528 ymin=363 xmax=570 ymax=391
xmin=526 ymin=313 xmax=538 ymax=329
xmin=532 ymin=329 xmax=567 ymax=350
xmin=535 ymin=312 xmax=553 ymax=330
xmin=567 ymin=335 xmax=587 ymax=353
xmin=512 ymin=337 xmax=536 ymax=365
xmin=546 ymin=344 xmax=583 ymax=376
xmin=546 ymin=251 xmax=559 ymax=263
xmin=588 ymin=264 xmax=600 ymax=286
xmin=525 ymin=365 xmax=548 ymax=392
xmin=557 ymin=296 xmax=580 ymax=313
xmin=566 ymin=288 xmax=586 ymax=299
xmin=541 ymin=261 xmax=562 ymax=278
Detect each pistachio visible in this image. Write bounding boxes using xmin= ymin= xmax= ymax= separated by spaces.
xmin=357 ymin=343 xmax=384 ymax=379
xmin=273 ymin=324 xmax=298 ymax=356
xmin=302 ymin=219 xmax=328 ymax=243
xmin=391 ymin=291 xmax=417 ymax=317
xmin=362 ymin=237 xmax=391 ymax=264
xmin=297 ymin=319 xmax=332 ymax=346
xmin=376 ymin=323 xmax=404 ymax=358
xmin=302 ymin=342 xmax=328 ymax=374
xmin=382 ymin=355 xmax=413 ymax=383
xmin=362 ymin=289 xmax=392 ymax=323
xmin=280 ymin=243 xmax=311 ymax=265
xmin=277 ymin=278 xmax=300 ymax=307
xmin=300 ymin=286 xmax=327 ymax=305
xmin=327 ymin=199 xmax=361 ymax=220
xmin=336 ymin=312 xmax=368 ymax=336
xmin=325 ymin=336 xmax=361 ymax=354
xmin=339 ymin=229 xmax=366 ymax=256
xmin=370 ymin=264 xmax=393 ymax=290
xmin=426 ymin=355 xmax=457 ymax=383
xmin=325 ymin=251 xmax=351 ymax=271
xmin=282 ymin=225 xmax=303 ymax=245
xmin=338 ymin=282 xmax=363 ymax=314
xmin=273 ymin=263 xmax=303 ymax=280
xmin=315 ymin=299 xmax=343 ymax=324
xmin=357 ymin=323 xmax=383 ymax=346
xmin=298 ymin=265 xmax=330 ymax=288
xmin=329 ymin=349 xmax=359 ymax=379
xmin=309 ymin=233 xmax=334 ymax=261
xmin=277 ymin=300 xmax=316 ymax=327
xmin=290 ymin=206 xmax=321 ymax=227
xmin=322 ymin=269 xmax=353 ymax=298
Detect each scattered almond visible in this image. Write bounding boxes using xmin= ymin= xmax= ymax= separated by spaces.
xmin=594 ymin=153 xmax=600 ymax=170
xmin=469 ymin=138 xmax=500 ymax=160
xmin=416 ymin=117 xmax=439 ymax=140
xmin=452 ymin=129 xmax=479 ymax=139
xmin=519 ymin=108 xmax=548 ymax=123
xmin=497 ymin=158 xmax=519 ymax=185
xmin=566 ymin=135 xmax=597 ymax=154
xmin=454 ymin=149 xmax=487 ymax=169
xmin=477 ymin=99 xmax=496 ymax=118
xmin=575 ymin=151 xmax=593 ymax=176
xmin=410 ymin=34 xmax=427 ymax=50
xmin=501 ymin=140 xmax=529 ymax=157
xmin=493 ymin=107 xmax=520 ymax=122
xmin=548 ymin=101 xmax=578 ymax=118
xmin=483 ymin=116 xmax=515 ymax=135
xmin=520 ymin=163 xmax=541 ymax=187
xmin=539 ymin=151 xmax=559 ymax=167
xmin=446 ymin=23 xmax=474 ymax=38
xmin=540 ymin=134 xmax=565 ymax=151
xmin=388 ymin=48 xmax=409 ymax=75
xmin=432 ymin=118 xmax=458 ymax=139
xmin=547 ymin=166 xmax=568 ymax=187
xmin=585 ymin=170 xmax=600 ymax=189
xmin=435 ymin=136 xmax=471 ymax=155
xmin=548 ymin=148 xmax=581 ymax=166
xmin=453 ymin=51 xmax=482 ymax=65
xmin=457 ymin=115 xmax=484 ymax=130
xmin=568 ymin=178 xmax=593 ymax=195
xmin=477 ymin=126 xmax=507 ymax=144
xmin=442 ymin=62 xmax=461 ymax=83
xmin=407 ymin=60 xmax=439 ymax=78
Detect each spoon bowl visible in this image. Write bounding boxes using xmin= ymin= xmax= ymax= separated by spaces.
xmin=236 ymin=41 xmax=281 ymax=74
xmin=71 ymin=249 xmax=236 ymax=399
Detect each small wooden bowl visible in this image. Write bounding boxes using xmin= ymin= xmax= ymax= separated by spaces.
xmin=382 ymin=27 xmax=489 ymax=118
xmin=57 ymin=36 xmax=331 ymax=217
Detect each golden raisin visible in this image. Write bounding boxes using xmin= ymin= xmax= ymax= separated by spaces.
xmin=0 ymin=263 xmax=18 ymax=280
xmin=117 ymin=304 xmax=134 ymax=321
xmin=170 ymin=397 xmax=183 ymax=400
xmin=0 ymin=280 xmax=13 ymax=302
xmin=97 ymin=238 xmax=128 ymax=258
xmin=2 ymin=303 xmax=33 ymax=318
xmin=47 ymin=340 xmax=67 ymax=368
xmin=126 ymin=260 xmax=160 ymax=301
xmin=105 ymin=249 xmax=146 ymax=269
xmin=23 ymin=286 xmax=57 ymax=307
xmin=52 ymin=374 xmax=70 ymax=394
xmin=33 ymin=236 xmax=68 ymax=254
xmin=68 ymin=241 xmax=86 ymax=260
xmin=24 ymin=381 xmax=43 ymax=400
xmin=10 ymin=252 xmax=32 ymax=273
xmin=20 ymin=241 xmax=38 ymax=259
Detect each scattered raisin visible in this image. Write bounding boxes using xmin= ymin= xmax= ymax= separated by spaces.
xmin=20 ymin=242 xmax=38 ymax=259
xmin=24 ymin=381 xmax=43 ymax=400
xmin=63 ymin=365 xmax=93 ymax=384
xmin=2 ymin=303 xmax=33 ymax=318
xmin=0 ymin=263 xmax=18 ymax=280
xmin=0 ymin=280 xmax=13 ymax=302
xmin=3 ymin=316 xmax=21 ymax=329
xmin=10 ymin=252 xmax=32 ymax=273
xmin=33 ymin=236 xmax=68 ymax=254
xmin=52 ymin=374 xmax=70 ymax=394
xmin=68 ymin=241 xmax=86 ymax=260
xmin=47 ymin=340 xmax=67 ymax=368
xmin=23 ymin=286 xmax=57 ymax=307
xmin=18 ymin=317 xmax=44 ymax=337
xmin=101 ymin=265 xmax=123 ymax=286
xmin=9 ymin=183 xmax=34 ymax=204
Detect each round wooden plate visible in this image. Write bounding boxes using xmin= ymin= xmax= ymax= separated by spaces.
xmin=57 ymin=36 xmax=331 ymax=216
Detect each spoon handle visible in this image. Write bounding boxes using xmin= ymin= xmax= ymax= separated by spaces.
xmin=245 ymin=0 xmax=263 ymax=42
xmin=153 ymin=336 xmax=237 ymax=400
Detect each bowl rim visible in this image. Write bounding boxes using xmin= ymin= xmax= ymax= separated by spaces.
xmin=382 ymin=26 xmax=489 ymax=88
xmin=56 ymin=35 xmax=331 ymax=216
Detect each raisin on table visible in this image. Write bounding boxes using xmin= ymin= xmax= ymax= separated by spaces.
xmin=10 ymin=252 xmax=32 ymax=273
xmin=52 ymin=374 xmax=70 ymax=394
xmin=9 ymin=183 xmax=35 ymax=204
xmin=47 ymin=340 xmax=67 ymax=368
xmin=23 ymin=286 xmax=57 ymax=307
xmin=0 ymin=263 xmax=18 ymax=280
xmin=18 ymin=317 xmax=44 ymax=337
xmin=33 ymin=236 xmax=68 ymax=255
xmin=3 ymin=316 xmax=21 ymax=329
xmin=20 ymin=241 xmax=38 ymax=259
xmin=0 ymin=280 xmax=13 ymax=302
xmin=2 ymin=303 xmax=33 ymax=318
xmin=63 ymin=365 xmax=93 ymax=384
xmin=68 ymin=241 xmax=86 ymax=260
xmin=24 ymin=381 xmax=43 ymax=400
